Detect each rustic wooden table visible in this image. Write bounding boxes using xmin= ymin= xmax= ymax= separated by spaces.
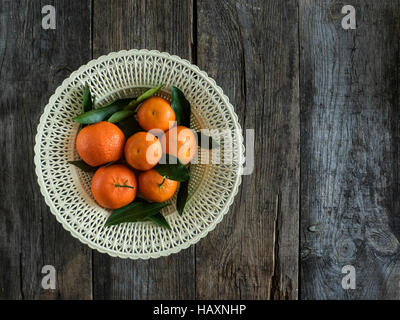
xmin=1 ymin=0 xmax=399 ymax=300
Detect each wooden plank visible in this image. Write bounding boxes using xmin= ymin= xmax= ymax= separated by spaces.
xmin=300 ymin=0 xmax=400 ymax=299
xmin=0 ymin=0 xmax=92 ymax=299
xmin=195 ymin=0 xmax=299 ymax=299
xmin=92 ymin=0 xmax=195 ymax=299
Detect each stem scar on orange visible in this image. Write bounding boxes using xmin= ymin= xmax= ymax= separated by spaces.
xmin=161 ymin=126 xmax=197 ymax=165
xmin=137 ymin=96 xmax=176 ymax=132
xmin=91 ymin=164 xmax=137 ymax=209
xmin=124 ymin=131 xmax=162 ymax=171
xmin=138 ymin=169 xmax=178 ymax=203
xmin=76 ymin=121 xmax=125 ymax=167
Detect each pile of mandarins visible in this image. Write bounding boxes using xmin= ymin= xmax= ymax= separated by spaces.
xmin=75 ymin=96 xmax=197 ymax=210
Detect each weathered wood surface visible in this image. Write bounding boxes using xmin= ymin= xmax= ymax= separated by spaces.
xmin=195 ymin=0 xmax=299 ymax=299
xmin=92 ymin=0 xmax=196 ymax=300
xmin=2 ymin=0 xmax=400 ymax=300
xmin=0 ymin=0 xmax=92 ymax=299
xmin=300 ymin=0 xmax=400 ymax=299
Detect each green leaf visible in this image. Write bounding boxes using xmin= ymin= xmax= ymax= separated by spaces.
xmin=154 ymin=154 xmax=190 ymax=181
xmin=105 ymin=201 xmax=169 ymax=227
xmin=148 ymin=213 xmax=172 ymax=230
xmin=196 ymin=131 xmax=219 ymax=149
xmin=82 ymin=84 xmax=93 ymax=113
xmin=124 ymin=85 xmax=164 ymax=111
xmin=73 ymin=98 xmax=133 ymax=124
xmin=176 ymin=180 xmax=189 ymax=216
xmin=118 ymin=115 xmax=142 ymax=138
xmin=171 ymin=86 xmax=191 ymax=127
xmin=136 ymin=85 xmax=164 ymax=104
xmin=103 ymin=161 xmax=116 ymax=167
xmin=68 ymin=160 xmax=97 ymax=173
xmin=108 ymin=110 xmax=134 ymax=123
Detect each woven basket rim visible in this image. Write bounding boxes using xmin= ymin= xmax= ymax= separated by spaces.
xmin=34 ymin=49 xmax=245 ymax=259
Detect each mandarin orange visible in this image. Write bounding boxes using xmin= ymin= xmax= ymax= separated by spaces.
xmin=137 ymin=96 xmax=176 ymax=132
xmin=138 ymin=169 xmax=178 ymax=203
xmin=161 ymin=125 xmax=197 ymax=164
xmin=91 ymin=164 xmax=137 ymax=209
xmin=124 ymin=131 xmax=162 ymax=171
xmin=76 ymin=121 xmax=125 ymax=167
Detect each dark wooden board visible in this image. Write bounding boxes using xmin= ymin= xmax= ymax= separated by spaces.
xmin=300 ymin=0 xmax=400 ymax=299
xmin=195 ymin=0 xmax=299 ymax=299
xmin=3 ymin=0 xmax=400 ymax=300
xmin=0 ymin=0 xmax=92 ymax=299
xmin=92 ymin=0 xmax=196 ymax=299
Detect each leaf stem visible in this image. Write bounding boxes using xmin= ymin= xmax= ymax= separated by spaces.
xmin=158 ymin=177 xmax=166 ymax=188
xmin=115 ymin=179 xmax=135 ymax=189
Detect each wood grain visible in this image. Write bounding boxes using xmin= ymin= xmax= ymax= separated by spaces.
xmin=3 ymin=0 xmax=400 ymax=300
xmin=195 ymin=0 xmax=299 ymax=299
xmin=300 ymin=0 xmax=400 ymax=299
xmin=0 ymin=0 xmax=92 ymax=299
xmin=92 ymin=0 xmax=196 ymax=299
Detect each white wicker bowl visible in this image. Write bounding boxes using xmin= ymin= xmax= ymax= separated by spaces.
xmin=34 ymin=49 xmax=244 ymax=259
